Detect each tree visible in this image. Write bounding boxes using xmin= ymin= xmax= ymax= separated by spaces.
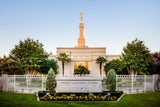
xmin=105 ymin=59 xmax=128 ymax=75
xmin=74 ymin=65 xmax=90 ymax=76
xmin=46 ymin=68 xmax=56 ymax=92
xmin=121 ymin=39 xmax=152 ymax=75
xmin=148 ymin=52 xmax=160 ymax=74
xmin=39 ymin=59 xmax=58 ymax=74
xmin=105 ymin=69 xmax=116 ymax=92
xmin=96 ymin=56 xmax=107 ymax=76
xmin=0 ymin=55 xmax=17 ymax=74
xmin=58 ymin=53 xmax=71 ymax=76
xmin=9 ymin=38 xmax=48 ymax=74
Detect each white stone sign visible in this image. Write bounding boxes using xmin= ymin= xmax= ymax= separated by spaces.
xmin=55 ymin=76 xmax=103 ymax=92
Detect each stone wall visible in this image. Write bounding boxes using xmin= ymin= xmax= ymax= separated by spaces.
xmin=55 ymin=76 xmax=103 ymax=92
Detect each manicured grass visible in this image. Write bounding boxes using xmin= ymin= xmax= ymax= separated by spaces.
xmin=0 ymin=91 xmax=160 ymax=107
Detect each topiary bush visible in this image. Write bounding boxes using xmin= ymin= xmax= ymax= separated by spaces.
xmin=105 ymin=68 xmax=116 ymax=92
xmin=46 ymin=68 xmax=56 ymax=92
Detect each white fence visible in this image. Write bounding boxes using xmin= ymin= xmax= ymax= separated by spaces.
xmin=0 ymin=74 xmax=47 ymax=93
xmin=116 ymin=75 xmax=159 ymax=94
xmin=0 ymin=74 xmax=159 ymax=93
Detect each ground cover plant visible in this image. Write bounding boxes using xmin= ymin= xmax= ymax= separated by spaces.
xmin=0 ymin=91 xmax=160 ymax=107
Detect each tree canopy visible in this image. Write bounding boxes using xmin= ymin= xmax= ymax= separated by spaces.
xmin=96 ymin=56 xmax=107 ymax=76
xmin=74 ymin=65 xmax=90 ymax=76
xmin=9 ymin=38 xmax=48 ymax=74
xmin=121 ymin=38 xmax=152 ymax=75
xmin=0 ymin=55 xmax=17 ymax=74
xmin=104 ymin=59 xmax=128 ymax=75
xmin=148 ymin=52 xmax=160 ymax=74
xmin=58 ymin=53 xmax=71 ymax=76
xmin=39 ymin=59 xmax=58 ymax=74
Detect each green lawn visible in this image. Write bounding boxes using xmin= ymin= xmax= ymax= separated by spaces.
xmin=0 ymin=91 xmax=160 ymax=107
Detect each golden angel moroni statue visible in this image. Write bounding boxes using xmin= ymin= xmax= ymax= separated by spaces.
xmin=80 ymin=12 xmax=83 ymax=21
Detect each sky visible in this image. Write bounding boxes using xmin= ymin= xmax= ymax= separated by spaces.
xmin=0 ymin=0 xmax=160 ymax=57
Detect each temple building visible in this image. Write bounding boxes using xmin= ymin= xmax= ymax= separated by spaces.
xmin=50 ymin=13 xmax=119 ymax=76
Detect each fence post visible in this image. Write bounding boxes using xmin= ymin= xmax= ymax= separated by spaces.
xmin=14 ymin=75 xmax=16 ymax=92
xmin=42 ymin=74 xmax=43 ymax=91
xmin=26 ymin=75 xmax=28 ymax=90
xmin=131 ymin=75 xmax=133 ymax=94
xmin=152 ymin=75 xmax=154 ymax=92
xmin=6 ymin=75 xmax=8 ymax=92
xmin=2 ymin=74 xmax=8 ymax=92
xmin=144 ymin=75 xmax=146 ymax=93
xmin=153 ymin=74 xmax=159 ymax=91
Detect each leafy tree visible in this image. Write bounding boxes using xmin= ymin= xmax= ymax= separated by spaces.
xmin=39 ymin=59 xmax=58 ymax=74
xmin=105 ymin=59 xmax=128 ymax=75
xmin=46 ymin=68 xmax=56 ymax=92
xmin=9 ymin=38 xmax=48 ymax=74
xmin=148 ymin=52 xmax=160 ymax=74
xmin=121 ymin=39 xmax=152 ymax=75
xmin=74 ymin=65 xmax=90 ymax=76
xmin=105 ymin=69 xmax=116 ymax=92
xmin=58 ymin=53 xmax=71 ymax=76
xmin=0 ymin=55 xmax=17 ymax=74
xmin=96 ymin=56 xmax=107 ymax=76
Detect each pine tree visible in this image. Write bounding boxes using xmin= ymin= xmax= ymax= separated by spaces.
xmin=46 ymin=68 xmax=56 ymax=92
xmin=105 ymin=69 xmax=116 ymax=92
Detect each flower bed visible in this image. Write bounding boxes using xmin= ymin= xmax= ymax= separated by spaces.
xmin=39 ymin=91 xmax=123 ymax=101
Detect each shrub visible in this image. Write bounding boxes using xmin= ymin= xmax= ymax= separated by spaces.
xmin=88 ymin=93 xmax=94 ymax=98
xmin=74 ymin=65 xmax=90 ymax=76
xmin=70 ymin=94 xmax=76 ymax=100
xmin=97 ymin=93 xmax=103 ymax=97
xmin=105 ymin=69 xmax=116 ymax=92
xmin=39 ymin=91 xmax=123 ymax=101
xmin=80 ymin=94 xmax=85 ymax=97
xmin=111 ymin=91 xmax=123 ymax=98
xmin=46 ymin=68 xmax=56 ymax=92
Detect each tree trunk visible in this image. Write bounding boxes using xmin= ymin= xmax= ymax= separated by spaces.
xmin=100 ymin=63 xmax=102 ymax=76
xmin=127 ymin=68 xmax=135 ymax=75
xmin=62 ymin=62 xmax=64 ymax=77
xmin=134 ymin=70 xmax=137 ymax=75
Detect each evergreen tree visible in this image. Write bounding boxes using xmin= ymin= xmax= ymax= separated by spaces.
xmin=46 ymin=68 xmax=56 ymax=92
xmin=105 ymin=69 xmax=116 ymax=92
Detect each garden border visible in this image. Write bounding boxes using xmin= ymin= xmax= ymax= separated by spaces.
xmin=36 ymin=91 xmax=125 ymax=101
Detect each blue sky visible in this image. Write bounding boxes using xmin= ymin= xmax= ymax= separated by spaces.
xmin=0 ymin=0 xmax=160 ymax=57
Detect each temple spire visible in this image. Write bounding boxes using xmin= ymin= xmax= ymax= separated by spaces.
xmin=75 ymin=13 xmax=87 ymax=48
xmin=80 ymin=12 xmax=83 ymax=21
